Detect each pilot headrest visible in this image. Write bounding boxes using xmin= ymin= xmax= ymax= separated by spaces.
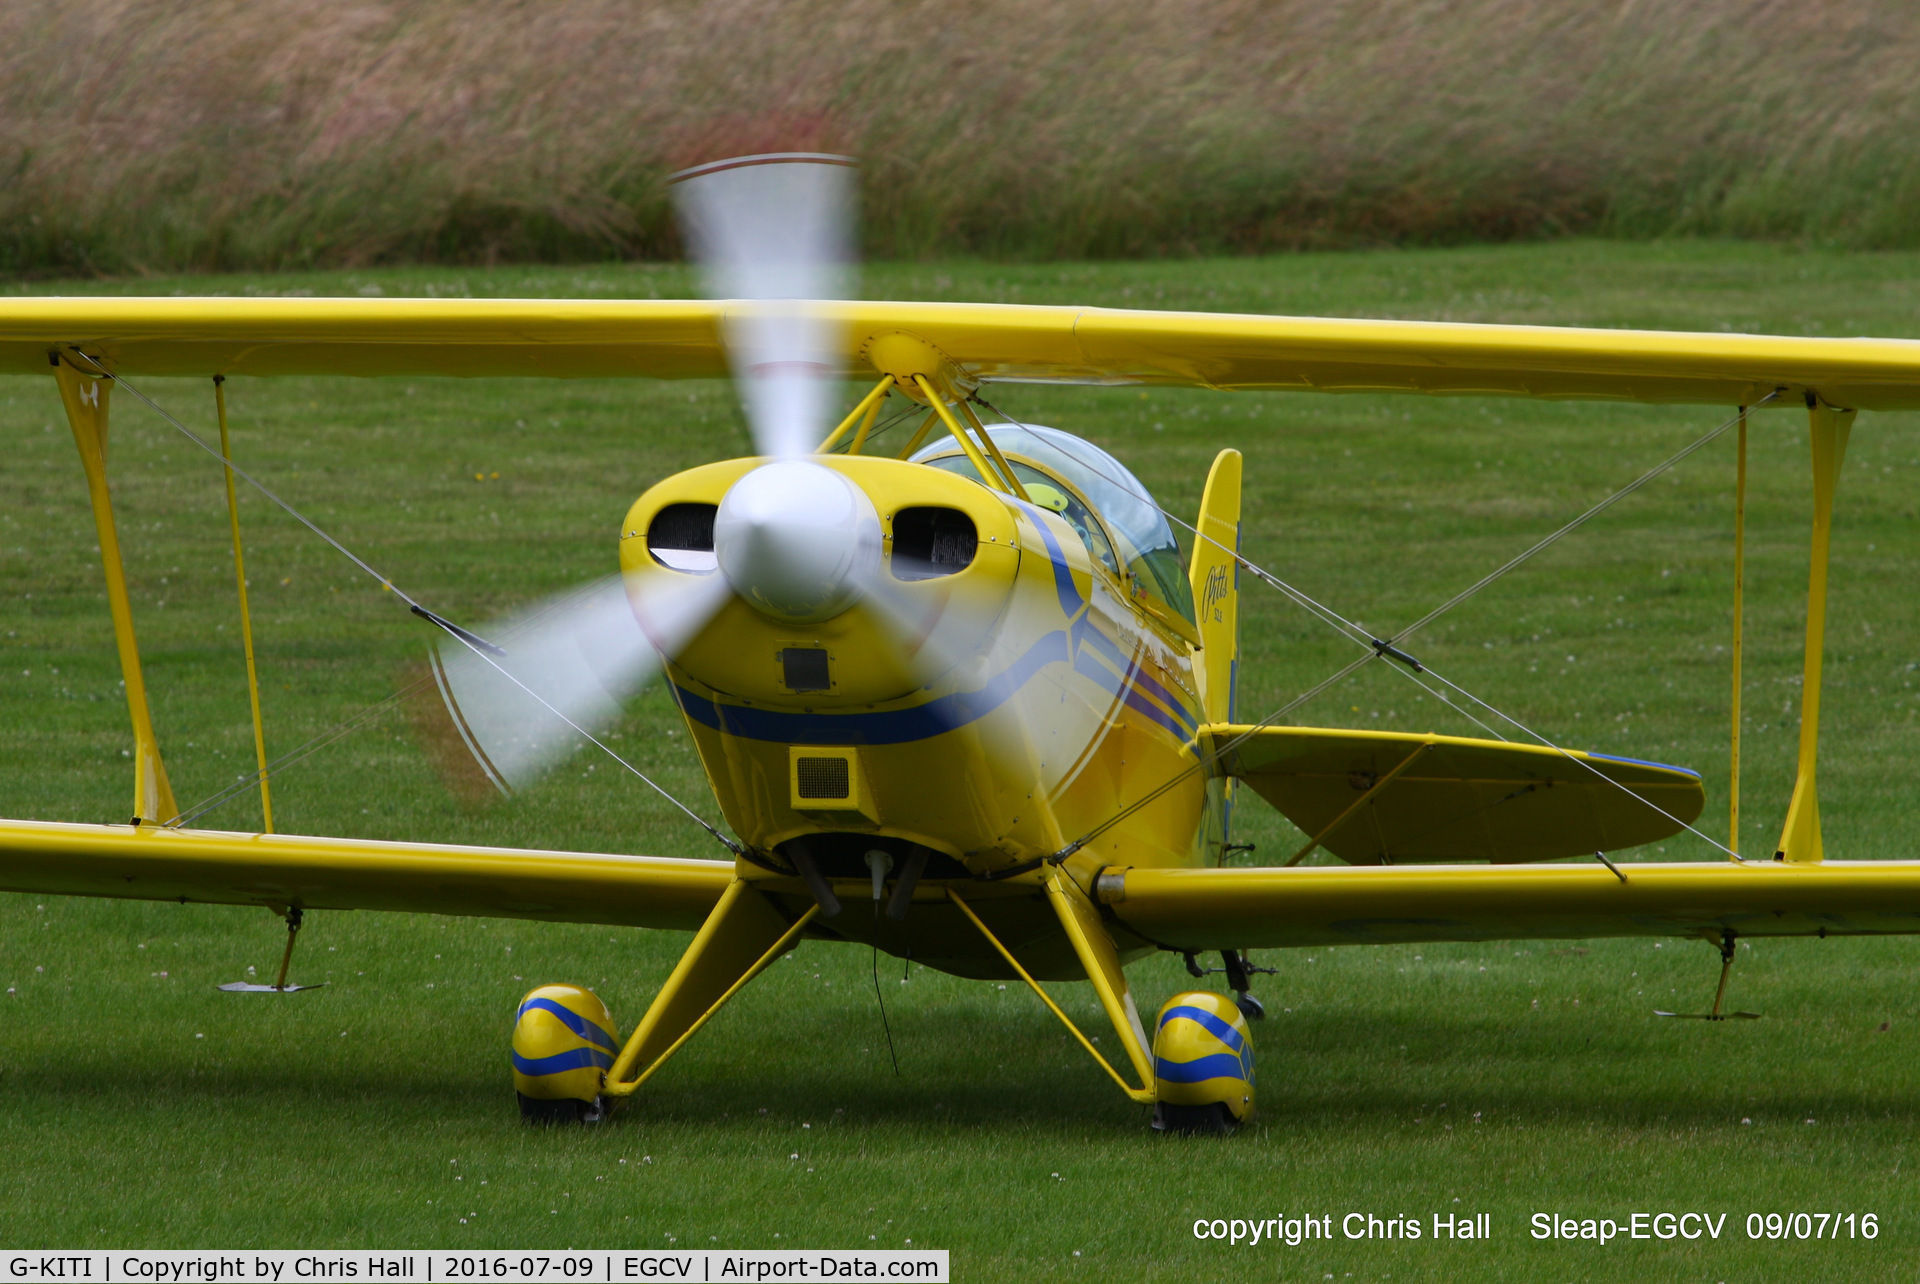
xmin=1024 ymin=482 xmax=1071 ymax=514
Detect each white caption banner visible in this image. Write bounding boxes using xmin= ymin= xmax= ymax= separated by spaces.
xmin=6 ymin=1253 xmax=948 ymax=1284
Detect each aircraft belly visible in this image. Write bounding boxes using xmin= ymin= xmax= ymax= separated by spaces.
xmin=784 ymin=886 xmax=1089 ymax=980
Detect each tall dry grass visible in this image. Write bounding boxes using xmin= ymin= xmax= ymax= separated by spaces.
xmin=3 ymin=0 xmax=1917 ymax=275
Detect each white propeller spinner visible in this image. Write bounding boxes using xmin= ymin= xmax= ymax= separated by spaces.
xmin=714 ymin=458 xmax=881 ymax=624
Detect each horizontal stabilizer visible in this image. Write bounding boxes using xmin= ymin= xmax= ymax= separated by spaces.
xmin=1200 ymin=724 xmax=1704 ymax=863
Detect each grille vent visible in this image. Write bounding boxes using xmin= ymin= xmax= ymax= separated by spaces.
xmin=795 ymin=757 xmax=851 ymax=800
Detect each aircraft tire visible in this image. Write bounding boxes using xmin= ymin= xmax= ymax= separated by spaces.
xmin=517 ymin=1092 xmax=607 ymax=1126
xmin=1152 ymin=1101 xmax=1238 ymax=1135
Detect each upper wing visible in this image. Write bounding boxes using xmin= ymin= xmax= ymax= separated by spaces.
xmin=1202 ymin=724 xmax=1704 ymax=863
xmin=1095 ymin=860 xmax=1920 ymax=950
xmin=5 ymin=297 xmax=1920 ymax=408
xmin=0 ymin=818 xmax=732 ymax=930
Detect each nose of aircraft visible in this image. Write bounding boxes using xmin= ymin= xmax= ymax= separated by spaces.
xmin=714 ymin=459 xmax=882 ymax=623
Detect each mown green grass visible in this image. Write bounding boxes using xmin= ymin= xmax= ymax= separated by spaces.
xmin=3 ymin=241 xmax=1920 ymax=1279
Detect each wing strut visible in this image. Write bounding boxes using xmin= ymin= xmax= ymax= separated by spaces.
xmin=1776 ymin=398 xmax=1855 ymax=863
xmin=53 ymin=355 xmax=177 ymax=823
xmin=1728 ymin=406 xmax=1749 ymax=856
xmin=213 ymin=376 xmax=275 ymax=832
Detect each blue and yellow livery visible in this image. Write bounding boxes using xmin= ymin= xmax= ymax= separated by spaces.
xmin=7 ymin=154 xmax=1915 ymax=1132
xmin=511 ymin=984 xmax=619 ymax=1123
xmin=1151 ymin=991 xmax=1255 ymax=1132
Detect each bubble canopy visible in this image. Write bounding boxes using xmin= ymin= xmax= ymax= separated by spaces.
xmin=912 ymin=422 xmax=1195 ymax=625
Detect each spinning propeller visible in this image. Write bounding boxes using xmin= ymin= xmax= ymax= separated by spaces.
xmin=425 ymin=154 xmax=987 ymax=798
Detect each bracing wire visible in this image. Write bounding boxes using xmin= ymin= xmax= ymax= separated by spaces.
xmin=175 ymin=580 xmax=671 ymax=828
xmin=872 ymin=936 xmax=901 ymax=1077
xmin=64 ymin=350 xmax=739 ymax=851
xmin=834 ymin=402 xmax=921 ymax=453
xmin=65 ymin=349 xmax=432 ymax=617
xmin=170 ymin=676 xmax=435 ymax=829
xmin=431 ymin=627 xmax=745 ymax=854
xmin=1412 ymin=664 xmax=1740 ymax=861
xmin=968 ymin=393 xmax=1773 ymax=861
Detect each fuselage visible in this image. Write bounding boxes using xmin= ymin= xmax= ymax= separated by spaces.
xmin=618 ymin=428 xmax=1222 ymax=978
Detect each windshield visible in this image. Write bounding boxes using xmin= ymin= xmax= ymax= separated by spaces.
xmin=912 ymin=423 xmax=1194 ymax=625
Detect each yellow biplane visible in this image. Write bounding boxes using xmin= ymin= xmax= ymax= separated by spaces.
xmin=5 ymin=155 xmax=1920 ymax=1131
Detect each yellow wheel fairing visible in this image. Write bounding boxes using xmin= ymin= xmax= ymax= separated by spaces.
xmin=1151 ymin=990 xmax=1254 ymax=1122
xmin=511 ymin=984 xmax=619 ymax=1103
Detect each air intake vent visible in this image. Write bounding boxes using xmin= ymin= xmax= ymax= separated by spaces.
xmin=788 ymin=747 xmax=871 ymax=818
xmin=795 ymin=757 xmax=851 ymax=800
xmin=781 ymin=647 xmax=831 ymax=692
xmin=647 ymin=503 xmax=718 ymax=572
xmin=891 ymin=507 xmax=977 ymax=581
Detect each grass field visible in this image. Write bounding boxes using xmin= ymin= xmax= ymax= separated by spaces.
xmin=4 ymin=240 xmax=1920 ymax=1279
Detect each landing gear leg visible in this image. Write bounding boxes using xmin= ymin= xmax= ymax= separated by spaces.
xmin=599 ymin=880 xmax=818 ymax=1101
xmin=1222 ymin=950 xmax=1265 ymax=1022
xmin=1185 ymin=949 xmax=1268 ymax=1021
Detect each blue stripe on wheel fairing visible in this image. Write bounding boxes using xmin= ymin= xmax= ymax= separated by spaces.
xmin=1157 ymin=1003 xmax=1245 ymax=1053
xmin=512 ymin=1046 xmax=614 ymax=1076
xmin=1154 ymin=1052 xmax=1248 ymax=1085
xmin=515 ymin=997 xmax=616 ymax=1052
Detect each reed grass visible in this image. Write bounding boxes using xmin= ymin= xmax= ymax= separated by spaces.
xmin=4 ymin=0 xmax=1919 ymax=276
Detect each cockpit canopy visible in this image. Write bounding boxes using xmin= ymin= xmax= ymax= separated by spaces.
xmin=912 ymin=423 xmax=1195 ymax=626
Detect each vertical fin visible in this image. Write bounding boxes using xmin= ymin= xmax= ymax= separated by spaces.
xmin=1188 ymin=449 xmax=1242 ymax=725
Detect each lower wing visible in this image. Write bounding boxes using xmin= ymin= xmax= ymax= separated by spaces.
xmin=0 ymin=818 xmax=731 ymax=929
xmin=1096 ymin=860 xmax=1920 ymax=950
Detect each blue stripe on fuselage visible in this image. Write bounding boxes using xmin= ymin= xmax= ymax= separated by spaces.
xmin=1014 ymin=501 xmax=1085 ymax=617
xmin=676 ymin=630 xmax=1071 ymax=746
xmin=1070 ymin=619 xmax=1199 ymax=743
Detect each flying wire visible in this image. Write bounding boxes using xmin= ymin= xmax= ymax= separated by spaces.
xmin=832 ymin=401 xmax=921 ymax=452
xmin=971 ymin=393 xmax=1771 ymax=861
xmin=64 ymin=350 xmax=738 ymax=850
xmin=872 ymin=936 xmax=901 ymax=1077
xmin=170 ymin=676 xmax=435 ymax=829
